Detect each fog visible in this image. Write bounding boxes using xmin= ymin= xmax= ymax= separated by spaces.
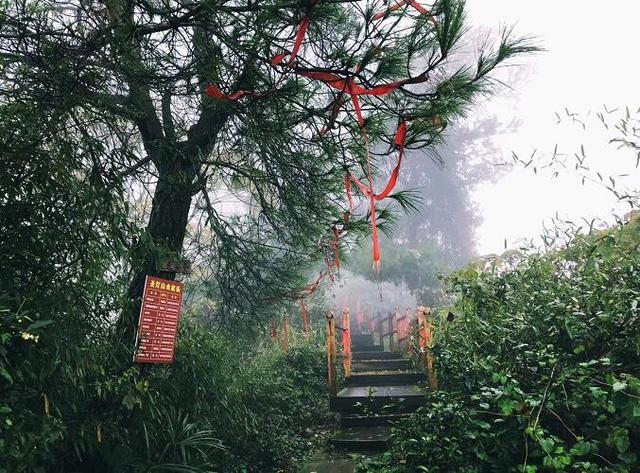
xmin=467 ymin=0 xmax=640 ymax=254
xmin=324 ymin=270 xmax=417 ymax=318
xmin=328 ymin=1 xmax=640 ymax=305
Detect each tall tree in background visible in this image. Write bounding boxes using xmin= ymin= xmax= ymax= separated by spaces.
xmin=1 ymin=0 xmax=535 ymax=349
xmin=397 ymin=116 xmax=513 ymax=266
xmin=347 ymin=117 xmax=513 ymax=303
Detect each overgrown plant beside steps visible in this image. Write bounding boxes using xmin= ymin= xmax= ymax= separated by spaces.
xmin=0 ymin=317 xmax=332 ymax=473
xmin=360 ymin=219 xmax=640 ymax=472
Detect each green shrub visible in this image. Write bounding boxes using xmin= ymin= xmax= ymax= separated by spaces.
xmin=361 ymin=221 xmax=640 ymax=472
xmin=1 ymin=315 xmax=330 ymax=473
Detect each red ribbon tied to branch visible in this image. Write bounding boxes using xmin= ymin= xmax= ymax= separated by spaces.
xmin=296 ymin=68 xmax=416 ymax=270
xmin=299 ymin=300 xmax=311 ymax=334
xmin=271 ymin=16 xmax=310 ymax=67
xmin=205 ymin=84 xmax=274 ymax=101
xmin=372 ymin=0 xmax=433 ymax=21
xmin=204 ymin=0 xmax=438 ymax=272
xmin=347 ymin=120 xmax=407 ymax=202
xmin=342 ymin=120 xmax=407 ymax=270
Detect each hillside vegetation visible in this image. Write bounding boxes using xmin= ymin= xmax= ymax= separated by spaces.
xmin=362 ymin=217 xmax=640 ymax=472
xmin=1 ymin=316 xmax=329 ymax=472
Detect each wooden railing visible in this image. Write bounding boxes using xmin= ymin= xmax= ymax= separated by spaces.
xmin=325 ymin=308 xmax=353 ymax=396
xmin=417 ymin=306 xmax=438 ymax=390
xmin=325 ymin=311 xmax=338 ymax=396
xmin=341 ymin=308 xmax=352 ymax=378
xmin=376 ymin=312 xmax=396 ymax=351
xmin=396 ymin=307 xmax=411 ymax=344
xmin=324 ymin=305 xmax=438 ymax=396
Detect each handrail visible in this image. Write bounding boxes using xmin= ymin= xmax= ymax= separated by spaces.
xmin=417 ymin=306 xmax=438 ymax=391
xmin=397 ymin=308 xmax=412 ymax=344
xmin=323 ymin=306 xmax=438 ymax=396
xmin=341 ymin=308 xmax=352 ymax=378
xmin=375 ymin=307 xmax=399 ymax=351
xmin=283 ymin=312 xmax=289 ymax=355
xmin=325 ymin=311 xmax=337 ymax=397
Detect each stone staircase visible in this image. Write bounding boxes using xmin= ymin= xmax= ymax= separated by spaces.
xmin=329 ymin=333 xmax=427 ymax=452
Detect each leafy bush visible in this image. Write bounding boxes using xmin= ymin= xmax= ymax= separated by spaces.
xmin=361 ymin=219 xmax=640 ymax=472
xmin=0 ymin=315 xmax=331 ymax=473
xmin=1 ymin=103 xmax=331 ymax=473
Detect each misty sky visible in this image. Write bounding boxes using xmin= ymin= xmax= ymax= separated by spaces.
xmin=465 ymin=1 xmax=640 ymax=254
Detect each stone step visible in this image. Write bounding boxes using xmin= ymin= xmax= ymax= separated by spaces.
xmin=352 ymin=351 xmax=400 ymax=361
xmin=330 ymin=385 xmax=428 ymax=415
xmin=352 ymin=359 xmax=411 ymax=372
xmin=351 ymin=345 xmax=383 ymax=353
xmin=350 ymin=334 xmax=374 ymax=346
xmin=329 ymin=426 xmax=390 ymax=452
xmin=339 ymin=413 xmax=409 ymax=428
xmin=300 ymin=456 xmax=355 ymax=473
xmin=347 ymin=371 xmax=426 ymax=386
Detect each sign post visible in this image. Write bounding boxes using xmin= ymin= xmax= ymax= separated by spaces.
xmin=134 ymin=275 xmax=184 ymax=364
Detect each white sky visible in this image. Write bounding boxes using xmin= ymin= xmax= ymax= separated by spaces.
xmin=465 ymin=0 xmax=640 ymax=254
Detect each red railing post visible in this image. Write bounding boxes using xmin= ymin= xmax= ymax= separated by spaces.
xmin=325 ymin=311 xmax=337 ymax=397
xmin=418 ymin=306 xmax=438 ymax=391
xmin=299 ymin=300 xmax=310 ymax=336
xmin=283 ymin=311 xmax=289 ymax=354
xmin=342 ymin=308 xmax=352 ymax=378
xmin=389 ymin=307 xmax=399 ymax=351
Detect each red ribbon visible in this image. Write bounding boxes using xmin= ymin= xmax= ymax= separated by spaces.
xmin=272 ymin=17 xmax=310 ymax=67
xmin=331 ymin=224 xmax=341 ymax=269
xmin=299 ymin=68 xmax=414 ymax=270
xmin=347 ymin=120 xmax=407 ymax=202
xmin=344 ymin=120 xmax=407 ymax=269
xmin=210 ymin=0 xmax=319 ymax=100
xmin=342 ymin=324 xmax=351 ymax=355
xmin=299 ymin=300 xmax=310 ymax=333
xmin=272 ymin=0 xmax=321 ymax=67
xmin=298 ymin=71 xmax=409 ymax=97
xmin=205 ymin=84 xmax=272 ymax=101
xmin=204 ymin=0 xmax=436 ymax=272
xmin=372 ymin=0 xmax=432 ymax=21
xmin=345 ymin=173 xmax=354 ymax=213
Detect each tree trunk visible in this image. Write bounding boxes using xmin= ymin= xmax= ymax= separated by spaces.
xmin=116 ymin=158 xmax=196 ymax=354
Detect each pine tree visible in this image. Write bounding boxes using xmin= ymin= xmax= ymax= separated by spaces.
xmin=1 ymin=0 xmax=536 ymax=347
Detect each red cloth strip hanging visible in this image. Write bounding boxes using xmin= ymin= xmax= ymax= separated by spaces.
xmin=299 ymin=67 xmax=414 ymax=270
xmin=347 ymin=120 xmax=407 ymax=201
xmin=271 ymin=16 xmax=310 ymax=67
xmin=342 ymin=320 xmax=351 ymax=355
xmin=205 ymin=84 xmax=274 ymax=101
xmin=298 ymin=71 xmax=409 ymax=97
xmin=345 ymin=173 xmax=354 ymax=213
xmin=372 ymin=0 xmax=432 ymax=21
xmin=211 ymin=0 xmax=320 ymax=101
xmin=272 ymin=0 xmax=321 ymax=66
xmin=299 ymin=300 xmax=311 ymax=334
xmin=205 ymin=1 xmax=433 ymax=271
xmin=350 ymin=121 xmax=407 ymax=199
xmin=331 ymin=224 xmax=341 ymax=269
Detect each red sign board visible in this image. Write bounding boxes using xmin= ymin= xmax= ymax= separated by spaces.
xmin=134 ymin=276 xmax=184 ymax=364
